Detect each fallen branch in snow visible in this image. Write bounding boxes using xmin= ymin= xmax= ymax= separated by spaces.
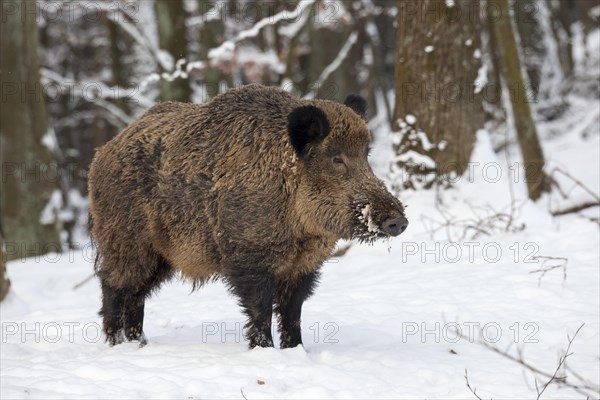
xmin=73 ymin=273 xmax=95 ymax=290
xmin=550 ymin=167 xmax=600 ymax=203
xmin=548 ymin=166 xmax=600 ymax=217
xmin=458 ymin=323 xmax=598 ymax=398
xmin=464 ymin=369 xmax=486 ymax=400
xmin=533 ymin=324 xmax=584 ymax=399
xmin=420 ymin=200 xmax=525 ymax=242
xmin=550 ymin=201 xmax=600 ymax=216
xmin=529 ymin=256 xmax=568 ymax=286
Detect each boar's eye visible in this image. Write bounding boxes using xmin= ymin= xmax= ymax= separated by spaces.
xmin=331 ymin=156 xmax=348 ymax=173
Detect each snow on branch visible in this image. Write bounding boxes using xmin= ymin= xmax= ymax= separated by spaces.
xmin=39 ymin=68 xmax=149 ymax=125
xmin=208 ymin=0 xmax=317 ymax=60
xmin=304 ymin=31 xmax=359 ymax=99
xmin=91 ymin=1 xmax=173 ymax=72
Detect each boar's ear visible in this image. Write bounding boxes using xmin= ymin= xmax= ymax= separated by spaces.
xmin=287 ymin=105 xmax=331 ymax=157
xmin=344 ymin=94 xmax=368 ymax=119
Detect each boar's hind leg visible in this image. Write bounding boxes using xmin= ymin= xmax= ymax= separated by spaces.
xmin=121 ymin=291 xmax=147 ymax=345
xmin=275 ymin=271 xmax=320 ymax=349
xmin=100 ymin=282 xmax=126 ymax=346
xmin=100 ymin=285 xmax=148 ymax=346
xmin=225 ymin=268 xmax=275 ymax=348
xmin=122 ymin=255 xmax=173 ymax=346
xmin=99 ymin=252 xmax=173 ymax=346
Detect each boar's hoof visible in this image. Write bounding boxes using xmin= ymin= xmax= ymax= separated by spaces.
xmin=249 ymin=331 xmax=275 ymax=349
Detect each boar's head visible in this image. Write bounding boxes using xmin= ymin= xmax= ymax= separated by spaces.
xmin=288 ymin=94 xmax=407 ymax=243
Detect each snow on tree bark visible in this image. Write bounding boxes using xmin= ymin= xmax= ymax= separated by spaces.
xmin=155 ymin=0 xmax=192 ymax=102
xmin=391 ymin=0 xmax=484 ymax=190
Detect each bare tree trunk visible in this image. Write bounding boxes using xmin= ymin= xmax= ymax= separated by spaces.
xmin=392 ymin=0 xmax=484 ymax=189
xmin=0 ymin=0 xmax=61 ymax=261
xmin=0 ymin=232 xmax=9 ymax=302
xmin=155 ymin=0 xmax=191 ymax=102
xmin=107 ymin=18 xmax=132 ymax=115
xmin=198 ymin=0 xmax=227 ymax=100
xmin=549 ymin=0 xmax=574 ymax=79
xmin=490 ymin=0 xmax=548 ymax=200
xmin=514 ymin=0 xmax=546 ymax=100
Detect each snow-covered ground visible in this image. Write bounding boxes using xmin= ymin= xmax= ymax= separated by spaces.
xmin=3 ymin=25 xmax=600 ymax=395
xmin=2 ymin=115 xmax=598 ymax=398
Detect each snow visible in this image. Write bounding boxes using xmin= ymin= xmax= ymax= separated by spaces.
xmin=3 ymin=36 xmax=600 ymax=398
xmin=474 ymin=63 xmax=488 ymax=94
xmin=208 ymin=0 xmax=316 ymax=60
xmin=3 ymin=123 xmax=598 ymax=399
xmin=39 ymin=190 xmax=62 ymax=226
xmin=359 ymin=204 xmax=379 ymax=234
xmin=424 ymin=45 xmax=434 ymax=53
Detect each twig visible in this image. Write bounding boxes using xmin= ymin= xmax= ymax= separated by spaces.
xmin=420 ymin=200 xmax=524 ymax=242
xmin=535 ymin=324 xmax=584 ymax=399
xmin=456 ymin=323 xmax=598 ymax=398
xmin=464 ymin=369 xmax=485 ymax=400
xmin=551 ymin=201 xmax=600 ymax=216
xmin=73 ymin=273 xmax=95 ymax=290
xmin=529 ymin=256 xmax=568 ymax=286
xmin=550 ymin=167 xmax=600 ymax=203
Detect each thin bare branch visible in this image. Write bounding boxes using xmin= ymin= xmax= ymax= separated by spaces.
xmin=529 ymin=256 xmax=568 ymax=286
xmin=464 ymin=369 xmax=485 ymax=400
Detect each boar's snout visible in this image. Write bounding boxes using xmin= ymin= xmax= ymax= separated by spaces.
xmin=381 ymin=215 xmax=408 ymax=237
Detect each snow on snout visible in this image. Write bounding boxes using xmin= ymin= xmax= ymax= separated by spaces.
xmin=359 ymin=204 xmax=380 ymax=233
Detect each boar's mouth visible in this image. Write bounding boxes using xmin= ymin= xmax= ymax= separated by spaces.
xmin=352 ymin=202 xmax=397 ymax=244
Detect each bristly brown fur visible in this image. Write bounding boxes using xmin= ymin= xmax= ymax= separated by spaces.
xmin=88 ymin=84 xmax=406 ymax=348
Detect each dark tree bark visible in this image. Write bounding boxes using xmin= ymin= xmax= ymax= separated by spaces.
xmin=0 ymin=232 xmax=9 ymax=302
xmin=155 ymin=0 xmax=192 ymax=102
xmin=108 ymin=18 xmax=132 ymax=115
xmin=0 ymin=0 xmax=61 ymax=261
xmin=198 ymin=0 xmax=228 ymax=100
xmin=392 ymin=0 xmax=484 ymax=189
xmin=549 ymin=0 xmax=574 ymax=79
xmin=514 ymin=0 xmax=546 ymax=100
xmin=490 ymin=0 xmax=548 ymax=200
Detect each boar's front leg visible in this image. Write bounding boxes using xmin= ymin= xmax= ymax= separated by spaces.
xmin=225 ymin=267 xmax=275 ymax=348
xmin=275 ymin=271 xmax=320 ymax=349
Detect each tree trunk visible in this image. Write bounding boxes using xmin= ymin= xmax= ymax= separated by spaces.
xmin=514 ymin=0 xmax=546 ymax=100
xmin=490 ymin=0 xmax=548 ymax=200
xmin=155 ymin=0 xmax=191 ymax=102
xmin=198 ymin=0 xmax=227 ymax=100
xmin=108 ymin=18 xmax=131 ymax=115
xmin=0 ymin=233 xmax=10 ymax=302
xmin=549 ymin=0 xmax=574 ymax=79
xmin=0 ymin=0 xmax=61 ymax=261
xmin=392 ymin=0 xmax=484 ymax=190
